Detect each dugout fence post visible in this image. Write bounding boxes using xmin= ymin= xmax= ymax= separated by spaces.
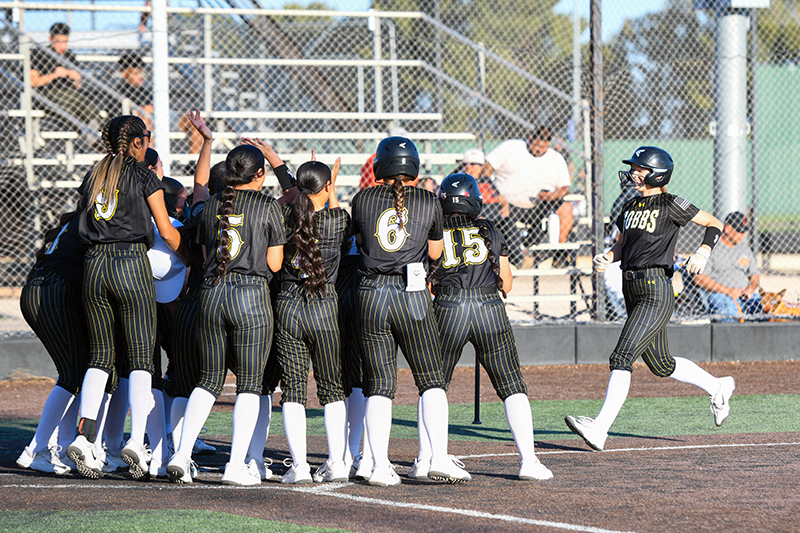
xmin=472 ymin=356 xmax=481 ymax=424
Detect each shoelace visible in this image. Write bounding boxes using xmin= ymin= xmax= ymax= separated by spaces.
xmin=264 ymin=457 xmax=274 ymax=467
xmin=450 ymin=456 xmax=466 ymax=469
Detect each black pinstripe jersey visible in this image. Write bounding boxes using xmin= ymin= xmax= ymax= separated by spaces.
xmin=200 ymin=189 xmax=287 ymax=281
xmin=436 ymin=215 xmax=508 ymax=289
xmin=351 ymin=185 xmax=443 ymax=276
xmin=615 ymin=192 xmax=699 ymax=273
xmin=184 ymin=200 xmax=206 ymax=290
xmin=34 ymin=217 xmax=88 ymax=289
xmin=78 ymin=156 xmax=164 ymax=247
xmin=279 ymin=205 xmax=351 ymax=285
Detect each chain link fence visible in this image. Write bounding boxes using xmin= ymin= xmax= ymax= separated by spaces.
xmin=1 ymin=0 xmax=799 ymax=334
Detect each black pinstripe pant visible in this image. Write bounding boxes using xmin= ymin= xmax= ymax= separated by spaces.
xmin=434 ymin=288 xmax=527 ymax=401
xmin=335 ymin=261 xmax=364 ymax=394
xmin=20 ymin=270 xmax=89 ymax=394
xmin=82 ymin=243 xmax=156 ymax=375
xmin=276 ymin=282 xmax=345 ymax=406
xmin=198 ymin=272 xmax=272 ymax=397
xmin=611 ymin=267 xmax=676 ymax=377
xmin=164 ymin=288 xmax=202 ymax=399
xmin=357 ymin=274 xmax=445 ymax=399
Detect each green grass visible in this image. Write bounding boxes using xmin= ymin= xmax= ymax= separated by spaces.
xmin=4 ymin=395 xmax=798 ymax=445
xmin=0 ymin=510 xmax=355 ymax=533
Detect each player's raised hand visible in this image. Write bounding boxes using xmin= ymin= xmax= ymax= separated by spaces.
xmin=187 ymin=110 xmax=212 ymax=141
xmin=331 ymin=157 xmax=341 ymax=186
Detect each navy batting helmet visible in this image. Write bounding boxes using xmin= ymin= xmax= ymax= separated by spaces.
xmin=373 ymin=136 xmax=419 ymax=181
xmin=439 ymin=172 xmax=482 ymax=217
xmin=622 ymin=146 xmax=674 ymax=187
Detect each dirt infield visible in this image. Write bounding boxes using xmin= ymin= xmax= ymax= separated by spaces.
xmin=2 ymin=360 xmax=799 ymax=533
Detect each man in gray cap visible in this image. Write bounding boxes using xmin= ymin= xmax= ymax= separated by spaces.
xmin=693 ymin=211 xmax=762 ymax=321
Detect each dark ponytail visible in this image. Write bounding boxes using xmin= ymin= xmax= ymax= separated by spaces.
xmin=292 ymin=161 xmax=330 ymax=296
xmin=213 ymin=145 xmax=265 ymax=283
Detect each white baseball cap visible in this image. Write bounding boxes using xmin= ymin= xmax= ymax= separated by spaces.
xmin=147 ymin=217 xmax=186 ymax=304
xmin=462 ymin=148 xmax=485 ymax=165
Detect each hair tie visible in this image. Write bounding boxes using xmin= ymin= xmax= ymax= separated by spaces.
xmin=298 ymin=187 xmax=311 ymax=195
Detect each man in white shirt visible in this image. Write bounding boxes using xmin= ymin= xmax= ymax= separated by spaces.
xmin=481 ymin=126 xmax=573 ymax=267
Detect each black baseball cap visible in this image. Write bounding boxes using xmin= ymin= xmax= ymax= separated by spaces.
xmin=725 ymin=211 xmax=747 ymax=233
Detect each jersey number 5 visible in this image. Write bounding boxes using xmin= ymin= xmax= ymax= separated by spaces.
xmin=217 ymin=214 xmax=245 ymax=260
xmin=441 ymin=227 xmax=488 ymax=268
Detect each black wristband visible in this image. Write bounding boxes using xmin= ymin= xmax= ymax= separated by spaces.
xmin=701 ymin=226 xmax=722 ymax=250
xmin=273 ymin=164 xmax=296 ymax=190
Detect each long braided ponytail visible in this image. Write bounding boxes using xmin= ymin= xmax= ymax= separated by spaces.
xmin=292 ymin=161 xmax=330 ymax=296
xmin=86 ymin=115 xmax=145 ymax=209
xmin=213 ymin=144 xmax=265 ymax=284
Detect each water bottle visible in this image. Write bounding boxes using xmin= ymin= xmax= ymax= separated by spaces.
xmin=547 ymin=212 xmax=560 ymax=244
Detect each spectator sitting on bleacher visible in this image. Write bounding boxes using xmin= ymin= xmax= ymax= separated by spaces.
xmin=30 ymin=22 xmax=103 ymax=131
xmin=118 ymin=53 xmax=152 ymax=114
xmin=480 ymin=126 xmax=574 ymax=268
xmin=452 ymin=148 xmax=501 ymax=220
xmin=692 ymin=211 xmax=763 ymax=322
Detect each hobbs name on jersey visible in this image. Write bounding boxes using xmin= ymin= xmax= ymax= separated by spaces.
xmin=624 ymin=209 xmax=659 ymax=233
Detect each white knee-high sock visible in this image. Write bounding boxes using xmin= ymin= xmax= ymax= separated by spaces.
xmin=28 ymin=385 xmax=74 ymax=454
xmin=360 ymin=408 xmax=373 ymax=465
xmin=282 ymin=401 xmax=307 ymax=466
xmin=503 ymin=393 xmax=536 ymax=462
xmin=345 ymin=388 xmax=365 ymax=461
xmin=365 ymin=395 xmax=392 ymax=469
xmin=170 ymin=396 xmax=188 ymax=451
xmin=594 ymin=370 xmax=632 ymax=433
xmin=58 ymin=394 xmax=80 ymax=452
xmin=93 ymin=392 xmax=112 ymax=456
xmin=146 ymin=389 xmax=167 ymax=465
xmin=416 ymin=396 xmax=432 ymax=462
xmin=670 ymin=357 xmax=720 ymax=396
xmin=420 ymin=388 xmax=449 ymax=462
xmin=176 ymin=387 xmax=216 ymax=458
xmin=324 ymin=401 xmax=347 ymax=463
xmin=230 ymin=392 xmax=259 ymax=466
xmin=128 ymin=370 xmax=153 ymax=446
xmin=103 ymin=378 xmax=129 ymax=454
xmin=162 ymin=390 xmax=174 ymax=434
xmin=79 ymin=368 xmax=110 ymax=421
xmin=247 ymin=393 xmax=273 ymax=461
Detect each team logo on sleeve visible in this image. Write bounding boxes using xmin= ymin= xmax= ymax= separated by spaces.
xmin=375 ymin=207 xmax=409 ymax=252
xmin=93 ymin=188 xmax=119 ymax=221
xmin=216 ymin=214 xmax=245 ymax=260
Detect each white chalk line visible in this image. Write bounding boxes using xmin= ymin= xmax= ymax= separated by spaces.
xmin=459 ymin=440 xmax=800 ymax=459
xmin=4 ymin=441 xmax=799 ymax=533
xmin=0 ymin=480 xmax=632 ymax=533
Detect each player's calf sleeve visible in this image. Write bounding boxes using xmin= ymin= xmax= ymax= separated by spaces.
xmin=324 ymin=401 xmax=347 ymax=463
xmin=420 ymin=388 xmax=449 ymax=460
xmin=416 ymin=396 xmax=432 ymax=461
xmin=282 ymin=402 xmax=308 ymax=466
xmin=365 ymin=395 xmax=392 ymax=468
xmin=594 ymin=369 xmax=631 ymax=433
xmin=504 ymin=393 xmax=536 ymax=461
xmin=669 ymin=357 xmax=719 ymax=396
xmin=248 ymin=393 xmax=273 ymax=461
xmin=230 ymin=392 xmax=260 ymax=466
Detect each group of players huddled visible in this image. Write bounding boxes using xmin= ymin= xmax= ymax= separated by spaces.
xmin=16 ymin=112 xmax=735 ymax=487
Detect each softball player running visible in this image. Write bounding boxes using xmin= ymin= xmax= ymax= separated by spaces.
xmin=422 ymin=173 xmax=553 ymax=481
xmin=17 ymin=212 xmax=88 ymax=475
xmin=167 ymin=144 xmax=286 ymax=486
xmin=67 ymin=115 xmax=181 ymax=480
xmin=275 ymin=159 xmax=351 ymax=484
xmin=566 ymin=146 xmax=736 ymax=451
xmin=351 ymin=136 xmax=470 ymax=486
